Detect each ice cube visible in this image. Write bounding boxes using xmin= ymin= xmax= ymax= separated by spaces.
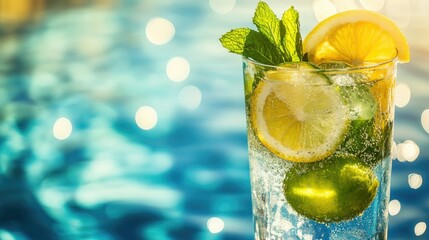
xmin=317 ymin=61 xmax=376 ymax=119
xmin=342 ymin=84 xmax=377 ymax=120
xmin=318 ymin=61 xmax=370 ymax=86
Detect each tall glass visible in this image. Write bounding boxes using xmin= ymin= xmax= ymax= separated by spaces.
xmin=243 ymin=56 xmax=397 ymax=239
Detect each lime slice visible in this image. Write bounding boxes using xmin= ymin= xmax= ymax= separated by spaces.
xmin=251 ymin=65 xmax=348 ymax=163
xmin=338 ymin=81 xmax=392 ymax=166
xmin=283 ymin=153 xmax=379 ymax=222
xmin=340 ymin=119 xmax=393 ymax=166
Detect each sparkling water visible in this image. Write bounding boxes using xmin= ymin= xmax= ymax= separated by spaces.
xmin=248 ymin=132 xmax=392 ymax=239
xmin=243 ymin=58 xmax=396 ymax=240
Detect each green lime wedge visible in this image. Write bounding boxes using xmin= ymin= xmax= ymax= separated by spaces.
xmin=283 ymin=153 xmax=379 ymax=223
xmin=336 ymin=80 xmax=392 ymax=166
xmin=340 ymin=119 xmax=392 ymax=166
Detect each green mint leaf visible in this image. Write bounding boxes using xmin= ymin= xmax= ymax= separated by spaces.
xmin=243 ymin=30 xmax=284 ymax=65
xmin=219 ymin=1 xmax=304 ymax=65
xmin=219 ymin=28 xmax=283 ymax=65
xmin=219 ymin=28 xmax=250 ymax=55
xmin=253 ymin=1 xmax=284 ymax=56
xmin=281 ymin=6 xmax=303 ymax=62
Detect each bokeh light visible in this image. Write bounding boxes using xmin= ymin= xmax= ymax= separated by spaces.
xmin=408 ymin=173 xmax=423 ymax=189
xmin=359 ymin=0 xmax=386 ymax=11
xmin=395 ymin=83 xmax=411 ymax=108
xmin=313 ymin=0 xmax=337 ymax=21
xmin=145 ymin=17 xmax=175 ymax=45
xmin=53 ymin=117 xmax=72 ymax=140
xmin=385 ymin=0 xmax=411 ymax=28
xmin=421 ymin=109 xmax=429 ymax=134
xmin=0 ymin=229 xmax=15 ymax=240
xmin=396 ymin=140 xmax=420 ymax=162
xmin=178 ymin=85 xmax=202 ymax=111
xmin=135 ymin=106 xmax=158 ymax=130
xmin=331 ymin=0 xmax=357 ymax=11
xmin=207 ymin=217 xmax=224 ymax=234
xmin=388 ymin=199 xmax=401 ymax=216
xmin=415 ymin=222 xmax=427 ymax=237
xmin=209 ymin=0 xmax=236 ymax=14
xmin=166 ymin=57 xmax=190 ymax=82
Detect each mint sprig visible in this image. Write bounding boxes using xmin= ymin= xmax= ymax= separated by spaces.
xmin=281 ymin=6 xmax=302 ymax=62
xmin=219 ymin=1 xmax=303 ymax=65
xmin=220 ymin=28 xmax=284 ymax=65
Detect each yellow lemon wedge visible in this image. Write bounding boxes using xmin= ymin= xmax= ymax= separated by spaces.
xmin=250 ymin=67 xmax=349 ymax=163
xmin=303 ymin=10 xmax=410 ymax=66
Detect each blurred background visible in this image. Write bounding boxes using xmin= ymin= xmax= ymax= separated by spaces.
xmin=0 ymin=0 xmax=427 ymax=239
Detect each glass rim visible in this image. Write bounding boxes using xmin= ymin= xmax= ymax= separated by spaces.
xmin=243 ymin=52 xmax=398 ymax=73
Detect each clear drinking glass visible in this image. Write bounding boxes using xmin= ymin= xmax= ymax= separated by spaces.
xmin=243 ymin=56 xmax=397 ymax=239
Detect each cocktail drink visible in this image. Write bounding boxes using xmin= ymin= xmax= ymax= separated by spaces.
xmin=243 ymin=57 xmax=396 ymax=239
xmin=220 ymin=1 xmax=409 ymax=239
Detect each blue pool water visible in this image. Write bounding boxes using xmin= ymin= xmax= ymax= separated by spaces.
xmin=0 ymin=0 xmax=427 ymax=239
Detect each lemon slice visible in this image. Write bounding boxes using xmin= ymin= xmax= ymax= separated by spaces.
xmin=251 ymin=68 xmax=348 ymax=163
xmin=303 ymin=10 xmax=410 ymax=65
